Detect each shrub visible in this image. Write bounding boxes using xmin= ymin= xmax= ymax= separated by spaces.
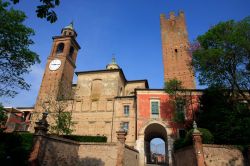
xmin=63 ymin=135 xmax=107 ymax=142
xmin=174 ymin=128 xmax=214 ymax=150
xmin=173 ymin=138 xmax=186 ymax=150
xmin=0 ymin=132 xmax=33 ymax=166
xmin=185 ymin=128 xmax=214 ymax=145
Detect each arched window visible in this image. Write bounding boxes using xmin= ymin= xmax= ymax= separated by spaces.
xmin=56 ymin=43 xmax=64 ymax=54
xmin=91 ymin=79 xmax=103 ymax=100
xmin=69 ymin=46 xmax=74 ymax=58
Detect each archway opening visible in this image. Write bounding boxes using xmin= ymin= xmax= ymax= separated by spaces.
xmin=150 ymin=138 xmax=166 ymax=164
xmin=144 ymin=123 xmax=168 ymax=165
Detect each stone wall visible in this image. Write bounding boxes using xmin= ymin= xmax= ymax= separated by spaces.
xmin=173 ymin=146 xmax=196 ymax=166
xmin=77 ymin=142 xmax=117 ymax=166
xmin=32 ymin=134 xmax=139 ymax=166
xmin=124 ymin=145 xmax=139 ymax=166
xmin=203 ymin=144 xmax=244 ymax=166
xmin=37 ymin=135 xmax=117 ymax=166
xmin=173 ymin=144 xmax=246 ymax=166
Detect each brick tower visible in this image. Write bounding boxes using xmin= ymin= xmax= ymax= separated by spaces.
xmin=160 ymin=11 xmax=195 ymax=89
xmin=34 ymin=22 xmax=81 ymax=112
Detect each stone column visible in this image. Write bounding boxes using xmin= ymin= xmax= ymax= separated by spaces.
xmin=192 ymin=121 xmax=205 ymax=166
xmin=167 ymin=135 xmax=174 ymax=166
xmin=116 ymin=127 xmax=127 ymax=166
xmin=28 ymin=112 xmax=49 ymax=166
xmin=135 ymin=135 xmax=145 ymax=166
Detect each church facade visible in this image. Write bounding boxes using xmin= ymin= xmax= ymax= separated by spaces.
xmin=11 ymin=11 xmax=199 ymax=165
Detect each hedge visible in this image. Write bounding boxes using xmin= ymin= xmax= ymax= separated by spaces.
xmin=63 ymin=135 xmax=107 ymax=142
xmin=174 ymin=128 xmax=214 ymax=150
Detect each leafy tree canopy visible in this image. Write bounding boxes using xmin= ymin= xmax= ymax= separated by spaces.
xmin=164 ymin=78 xmax=183 ymax=95
xmin=192 ymin=16 xmax=250 ymax=103
xmin=0 ymin=0 xmax=40 ymax=97
xmin=196 ymin=87 xmax=250 ymax=145
xmin=10 ymin=0 xmax=60 ymax=23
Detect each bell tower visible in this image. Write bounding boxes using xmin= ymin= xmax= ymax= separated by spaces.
xmin=160 ymin=11 xmax=195 ymax=89
xmin=34 ymin=22 xmax=81 ymax=112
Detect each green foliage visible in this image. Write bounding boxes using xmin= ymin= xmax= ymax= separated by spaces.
xmin=10 ymin=0 xmax=60 ymax=23
xmin=63 ymin=135 xmax=107 ymax=142
xmin=164 ymin=79 xmax=183 ymax=95
xmin=185 ymin=128 xmax=214 ymax=145
xmin=0 ymin=104 xmax=7 ymax=127
xmin=0 ymin=132 xmax=33 ymax=166
xmin=192 ymin=16 xmax=250 ymax=103
xmin=164 ymin=79 xmax=189 ymax=123
xmin=174 ymin=128 xmax=214 ymax=150
xmin=0 ymin=0 xmax=40 ymax=97
xmin=41 ymin=93 xmax=77 ymax=136
xmin=173 ymin=138 xmax=186 ymax=150
xmin=196 ymin=87 xmax=250 ymax=145
xmin=50 ymin=111 xmax=76 ymax=135
xmin=173 ymin=110 xmax=185 ymax=123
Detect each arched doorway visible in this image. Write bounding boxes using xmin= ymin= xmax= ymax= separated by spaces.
xmin=150 ymin=138 xmax=166 ymax=164
xmin=144 ymin=123 xmax=168 ymax=165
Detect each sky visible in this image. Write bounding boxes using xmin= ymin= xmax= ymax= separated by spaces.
xmin=1 ymin=0 xmax=250 ymax=107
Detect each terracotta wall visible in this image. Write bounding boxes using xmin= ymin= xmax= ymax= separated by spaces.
xmin=136 ymin=91 xmax=201 ymax=136
xmin=136 ymin=92 xmax=173 ymax=135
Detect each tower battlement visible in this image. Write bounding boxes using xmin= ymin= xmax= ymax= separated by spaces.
xmin=161 ymin=10 xmax=185 ymax=20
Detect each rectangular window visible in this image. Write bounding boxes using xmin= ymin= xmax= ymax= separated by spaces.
xmin=122 ymin=122 xmax=129 ymax=131
xmin=151 ymin=101 xmax=159 ymax=115
xmin=124 ymin=105 xmax=129 ymax=116
xmin=176 ymin=100 xmax=185 ymax=112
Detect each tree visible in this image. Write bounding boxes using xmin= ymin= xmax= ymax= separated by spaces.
xmin=41 ymin=94 xmax=76 ymax=135
xmin=196 ymin=87 xmax=250 ymax=145
xmin=0 ymin=104 xmax=7 ymax=129
xmin=164 ymin=79 xmax=185 ymax=123
xmin=0 ymin=0 xmax=40 ymax=97
xmin=191 ymin=16 xmax=250 ymax=104
xmin=10 ymin=0 xmax=60 ymax=23
xmin=164 ymin=79 xmax=183 ymax=95
xmin=164 ymin=79 xmax=198 ymax=126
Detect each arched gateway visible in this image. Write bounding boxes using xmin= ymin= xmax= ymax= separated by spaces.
xmin=136 ymin=120 xmax=174 ymax=166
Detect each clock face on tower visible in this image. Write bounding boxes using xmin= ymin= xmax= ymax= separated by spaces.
xmin=49 ymin=59 xmax=61 ymax=71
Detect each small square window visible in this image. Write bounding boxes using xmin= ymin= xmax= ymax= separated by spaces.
xmin=124 ymin=105 xmax=129 ymax=116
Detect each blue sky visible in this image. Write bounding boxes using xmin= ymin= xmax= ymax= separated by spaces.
xmin=1 ymin=0 xmax=250 ymax=107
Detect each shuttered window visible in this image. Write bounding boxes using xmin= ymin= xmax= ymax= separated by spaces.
xmin=151 ymin=101 xmax=159 ymax=115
